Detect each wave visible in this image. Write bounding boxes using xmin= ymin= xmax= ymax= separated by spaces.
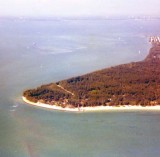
xmin=10 ymin=109 xmax=16 ymax=112
xmin=36 ymin=45 xmax=87 ymax=55
xmin=38 ymin=47 xmax=73 ymax=54
xmin=12 ymin=104 xmax=18 ymax=108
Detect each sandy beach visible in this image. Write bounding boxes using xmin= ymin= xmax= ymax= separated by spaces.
xmin=22 ymin=96 xmax=160 ymax=112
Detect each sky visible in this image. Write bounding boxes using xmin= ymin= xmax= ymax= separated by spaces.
xmin=0 ymin=0 xmax=160 ymax=17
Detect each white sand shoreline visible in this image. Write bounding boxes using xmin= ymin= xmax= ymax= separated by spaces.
xmin=22 ymin=96 xmax=160 ymax=112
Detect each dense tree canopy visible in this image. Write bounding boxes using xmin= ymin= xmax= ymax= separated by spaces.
xmin=23 ymin=43 xmax=160 ymax=107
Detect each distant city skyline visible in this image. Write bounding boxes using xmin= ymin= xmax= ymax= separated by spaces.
xmin=0 ymin=0 xmax=160 ymax=17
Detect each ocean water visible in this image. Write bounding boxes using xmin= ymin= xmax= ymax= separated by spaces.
xmin=0 ymin=18 xmax=160 ymax=157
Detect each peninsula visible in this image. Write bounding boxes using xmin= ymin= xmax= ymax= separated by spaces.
xmin=23 ymin=37 xmax=160 ymax=112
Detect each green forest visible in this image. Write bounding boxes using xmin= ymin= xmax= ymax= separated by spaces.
xmin=23 ymin=43 xmax=160 ymax=108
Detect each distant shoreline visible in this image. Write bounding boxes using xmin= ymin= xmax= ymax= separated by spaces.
xmin=22 ymin=96 xmax=160 ymax=112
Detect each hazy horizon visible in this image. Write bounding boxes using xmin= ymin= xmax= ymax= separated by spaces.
xmin=0 ymin=0 xmax=160 ymax=18
xmin=0 ymin=15 xmax=160 ymax=20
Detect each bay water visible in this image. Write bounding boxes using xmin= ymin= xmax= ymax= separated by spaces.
xmin=0 ymin=18 xmax=160 ymax=157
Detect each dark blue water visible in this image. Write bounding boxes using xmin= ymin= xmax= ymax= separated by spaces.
xmin=0 ymin=18 xmax=160 ymax=157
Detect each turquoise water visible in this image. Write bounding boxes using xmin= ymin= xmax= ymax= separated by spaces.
xmin=0 ymin=18 xmax=160 ymax=157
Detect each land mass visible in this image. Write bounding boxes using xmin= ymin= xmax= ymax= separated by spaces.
xmin=23 ymin=38 xmax=160 ymax=111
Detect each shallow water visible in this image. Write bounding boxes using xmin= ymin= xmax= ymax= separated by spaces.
xmin=0 ymin=18 xmax=160 ymax=157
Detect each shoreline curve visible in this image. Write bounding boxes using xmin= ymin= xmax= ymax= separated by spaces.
xmin=22 ymin=96 xmax=160 ymax=112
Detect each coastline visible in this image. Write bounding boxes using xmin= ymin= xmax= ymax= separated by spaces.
xmin=22 ymin=96 xmax=160 ymax=112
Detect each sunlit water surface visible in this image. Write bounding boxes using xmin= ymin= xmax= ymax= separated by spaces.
xmin=0 ymin=18 xmax=160 ymax=157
